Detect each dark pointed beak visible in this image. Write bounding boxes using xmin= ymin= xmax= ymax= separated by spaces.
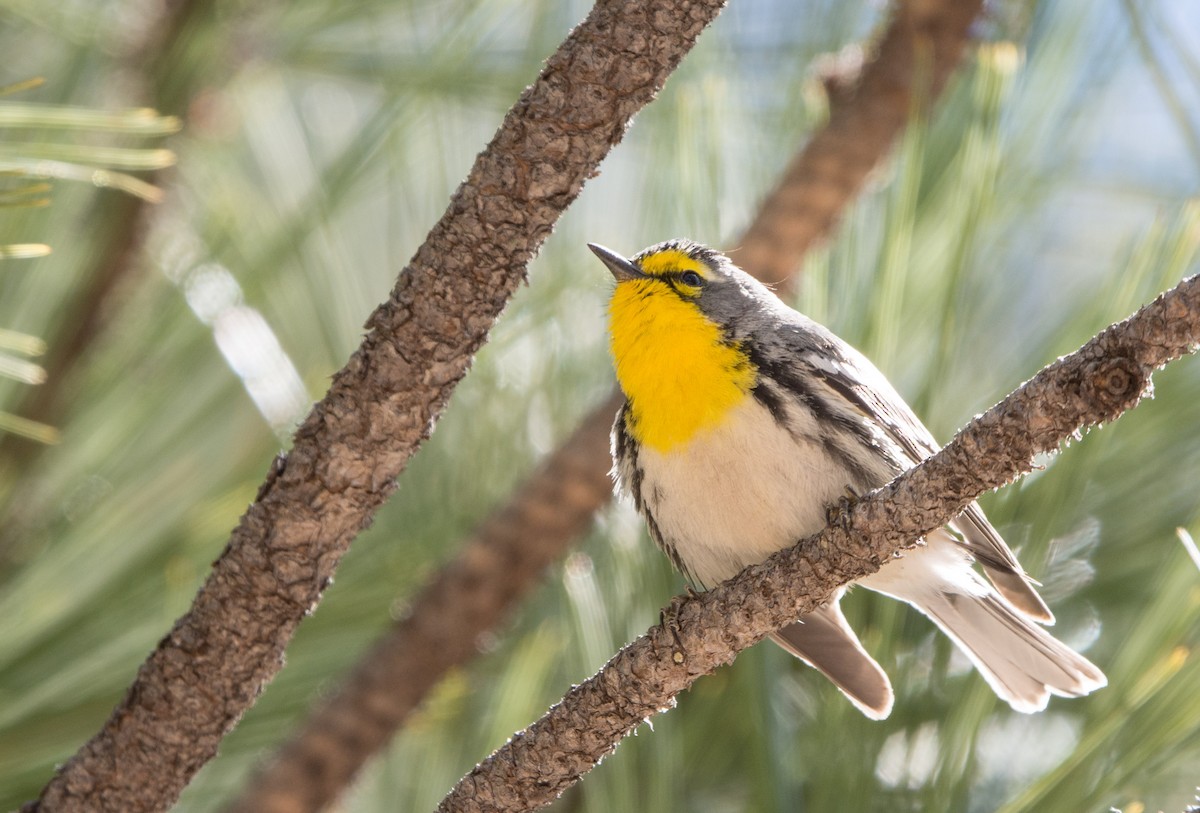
xmin=588 ymin=243 xmax=646 ymax=282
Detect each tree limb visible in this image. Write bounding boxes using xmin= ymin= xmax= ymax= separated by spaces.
xmin=223 ymin=392 xmax=621 ymax=813
xmin=727 ymin=0 xmax=983 ymax=286
xmin=435 ymin=273 xmax=1200 ymax=813
xmin=23 ymin=1 xmax=728 ymax=810
xmin=223 ymin=1 xmax=985 ymax=809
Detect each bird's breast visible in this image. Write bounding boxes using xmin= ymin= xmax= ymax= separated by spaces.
xmin=609 ymin=283 xmax=755 ymax=453
xmin=630 ymin=395 xmax=879 ymax=588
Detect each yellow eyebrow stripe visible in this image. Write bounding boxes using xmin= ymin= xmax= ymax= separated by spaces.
xmin=637 ymin=249 xmax=710 ymax=278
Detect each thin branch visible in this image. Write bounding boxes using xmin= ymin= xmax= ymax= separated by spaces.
xmin=222 ymin=1 xmax=987 ymax=810
xmin=436 ymin=274 xmax=1200 ymax=813
xmin=224 ymin=393 xmax=621 ymax=813
xmin=22 ymin=1 xmax=728 ymax=811
xmin=726 ymin=0 xmax=983 ymax=286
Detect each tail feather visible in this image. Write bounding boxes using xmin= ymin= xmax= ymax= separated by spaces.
xmin=978 ymin=563 xmax=1054 ymax=624
xmin=771 ymin=601 xmax=894 ymax=719
xmin=920 ymin=591 xmax=1106 ymax=713
xmin=953 ymin=505 xmax=1055 ymax=623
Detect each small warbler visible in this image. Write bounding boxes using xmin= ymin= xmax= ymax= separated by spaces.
xmin=591 ymin=239 xmax=1105 ymax=719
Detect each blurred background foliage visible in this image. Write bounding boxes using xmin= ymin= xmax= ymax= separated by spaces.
xmin=1 ymin=0 xmax=1199 ymax=811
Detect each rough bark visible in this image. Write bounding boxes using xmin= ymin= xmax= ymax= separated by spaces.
xmin=223 ymin=394 xmax=621 ymax=813
xmin=23 ymin=1 xmax=727 ymax=811
xmin=726 ymin=0 xmax=983 ymax=286
xmin=222 ymin=1 xmax=986 ymax=809
xmin=435 ymin=273 xmax=1200 ymax=813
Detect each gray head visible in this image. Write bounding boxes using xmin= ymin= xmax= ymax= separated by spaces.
xmin=588 ymin=239 xmax=788 ymax=341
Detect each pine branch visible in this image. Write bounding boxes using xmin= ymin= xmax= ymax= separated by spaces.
xmin=727 ymin=0 xmax=983 ymax=285
xmin=435 ymin=274 xmax=1200 ymax=813
xmin=223 ymin=1 xmax=984 ymax=813
xmin=224 ymin=392 xmax=620 ymax=813
xmin=21 ymin=1 xmax=728 ymax=810
xmin=222 ymin=1 xmax=986 ymax=810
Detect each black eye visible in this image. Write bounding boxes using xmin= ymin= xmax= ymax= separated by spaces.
xmin=680 ymin=271 xmax=703 ymax=287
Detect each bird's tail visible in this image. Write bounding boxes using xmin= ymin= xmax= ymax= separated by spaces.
xmin=771 ymin=599 xmax=894 ymax=719
xmin=917 ymin=589 xmax=1106 ymax=713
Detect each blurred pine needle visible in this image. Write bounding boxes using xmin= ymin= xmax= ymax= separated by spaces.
xmin=2 ymin=1 xmax=1200 ymax=812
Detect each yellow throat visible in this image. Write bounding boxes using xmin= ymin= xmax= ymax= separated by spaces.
xmin=608 ymin=255 xmax=756 ymax=453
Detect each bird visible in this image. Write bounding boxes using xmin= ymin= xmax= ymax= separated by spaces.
xmin=590 ymin=238 xmax=1105 ymax=719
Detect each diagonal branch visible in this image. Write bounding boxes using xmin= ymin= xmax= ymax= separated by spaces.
xmin=23 ymin=1 xmax=729 ymax=810
xmin=727 ymin=0 xmax=983 ymax=285
xmin=223 ymin=1 xmax=985 ymax=810
xmin=436 ymin=274 xmax=1200 ymax=813
xmin=224 ymin=393 xmax=622 ymax=813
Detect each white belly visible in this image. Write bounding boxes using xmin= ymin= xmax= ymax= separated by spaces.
xmin=637 ymin=396 xmax=885 ymax=587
